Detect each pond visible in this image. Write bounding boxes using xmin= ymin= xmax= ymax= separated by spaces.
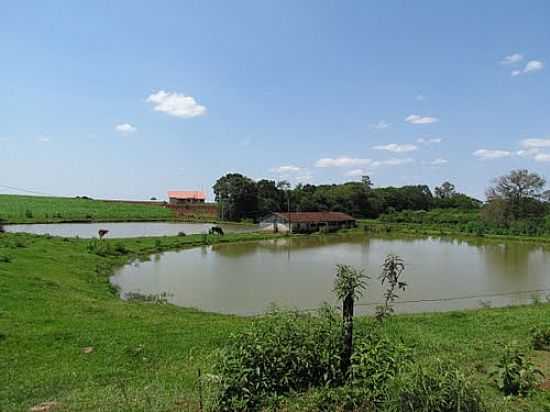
xmin=5 ymin=222 xmax=258 ymax=238
xmin=111 ymin=234 xmax=550 ymax=315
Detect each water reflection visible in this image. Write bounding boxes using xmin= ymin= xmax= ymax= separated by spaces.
xmin=111 ymin=234 xmax=550 ymax=315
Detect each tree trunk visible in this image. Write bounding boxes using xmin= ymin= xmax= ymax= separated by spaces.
xmin=341 ymin=293 xmax=354 ymax=379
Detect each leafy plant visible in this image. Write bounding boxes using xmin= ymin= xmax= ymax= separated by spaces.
xmin=387 ymin=359 xmax=486 ymax=412
xmin=490 ymin=344 xmax=544 ymax=396
xmin=530 ymin=326 xmax=550 ymax=351
xmin=376 ymin=254 xmax=407 ymax=321
xmin=214 ymin=307 xmax=342 ymax=411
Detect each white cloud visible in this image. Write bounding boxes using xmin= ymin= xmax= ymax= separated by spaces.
xmin=315 ymin=157 xmax=373 ymax=168
xmin=370 ymin=120 xmax=391 ymax=129
xmin=38 ymin=136 xmax=49 ymax=143
xmin=473 ymin=149 xmax=512 ymax=160
xmin=115 ymin=123 xmax=137 ymax=134
xmin=373 ymin=143 xmax=417 ymax=153
xmin=517 ymin=148 xmax=541 ymax=158
xmin=524 ymin=60 xmax=544 ymax=73
xmin=416 ymin=94 xmax=425 ymax=101
xmin=428 ymin=158 xmax=448 ymax=165
xmin=346 ymin=169 xmax=366 ymax=176
xmin=512 ymin=60 xmax=544 ymax=76
xmin=501 ymin=53 xmax=523 ymax=65
xmin=417 ymin=137 xmax=442 ymax=144
xmin=521 ymin=138 xmax=550 ymax=148
xmin=534 ymin=153 xmax=550 ymax=162
xmin=405 ymin=114 xmax=439 ymax=125
xmin=270 ymin=165 xmax=303 ymax=174
xmin=146 ymin=90 xmax=207 ymax=118
xmin=371 ymin=158 xmax=414 ymax=167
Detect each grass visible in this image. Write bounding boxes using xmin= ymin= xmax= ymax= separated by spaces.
xmin=1 ymin=231 xmax=550 ymax=411
xmin=0 ymin=194 xmax=174 ymax=224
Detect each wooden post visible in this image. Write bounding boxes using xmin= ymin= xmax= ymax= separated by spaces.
xmin=341 ymin=293 xmax=354 ymax=378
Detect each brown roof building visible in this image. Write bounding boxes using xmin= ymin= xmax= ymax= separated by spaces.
xmin=261 ymin=211 xmax=356 ymax=233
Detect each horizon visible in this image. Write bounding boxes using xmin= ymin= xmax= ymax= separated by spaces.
xmin=1 ymin=1 xmax=549 ymax=201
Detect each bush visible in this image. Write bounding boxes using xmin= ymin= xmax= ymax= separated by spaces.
xmin=214 ymin=308 xmax=342 ymax=411
xmin=490 ymin=344 xmax=544 ymax=396
xmin=387 ymin=359 xmax=486 ymax=412
xmin=531 ymin=326 xmax=550 ymax=350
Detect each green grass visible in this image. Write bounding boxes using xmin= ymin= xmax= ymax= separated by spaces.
xmin=0 ymin=194 xmax=174 ymax=224
xmin=1 ymin=232 xmax=550 ymax=411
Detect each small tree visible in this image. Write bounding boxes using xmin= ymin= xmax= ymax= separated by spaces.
xmin=333 ymin=264 xmax=368 ymax=378
xmin=376 ymin=255 xmax=407 ymax=322
xmin=434 ymin=181 xmax=456 ymax=199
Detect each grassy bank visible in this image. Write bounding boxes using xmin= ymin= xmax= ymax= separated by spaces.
xmin=1 ymin=231 xmax=550 ymax=411
xmin=0 ymin=194 xmax=174 ymax=224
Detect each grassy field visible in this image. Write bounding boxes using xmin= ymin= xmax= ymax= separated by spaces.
xmin=0 ymin=195 xmax=174 ymax=224
xmin=1 ymin=231 xmax=550 ymax=411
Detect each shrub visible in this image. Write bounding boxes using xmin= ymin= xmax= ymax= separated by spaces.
xmin=490 ymin=344 xmax=544 ymax=396
xmin=24 ymin=209 xmax=33 ymax=219
xmin=531 ymin=326 xmax=550 ymax=350
xmin=177 ymin=231 xmax=186 ymax=237
xmin=387 ymin=359 xmax=486 ymax=412
xmin=0 ymin=255 xmax=12 ymax=263
xmin=214 ymin=308 xmax=342 ymax=411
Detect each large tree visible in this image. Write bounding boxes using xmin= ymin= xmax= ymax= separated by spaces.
xmin=213 ymin=173 xmax=258 ymax=221
xmin=485 ymin=169 xmax=546 ymax=221
xmin=434 ymin=181 xmax=456 ymax=199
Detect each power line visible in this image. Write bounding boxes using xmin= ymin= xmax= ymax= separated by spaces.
xmin=0 ymin=183 xmax=55 ymax=196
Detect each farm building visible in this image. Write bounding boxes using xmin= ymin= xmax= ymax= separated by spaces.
xmin=167 ymin=191 xmax=206 ymax=206
xmin=260 ymin=212 xmax=356 ymax=233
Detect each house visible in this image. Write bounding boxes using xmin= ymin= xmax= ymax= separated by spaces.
xmin=260 ymin=212 xmax=356 ymax=233
xmin=167 ymin=191 xmax=206 ymax=206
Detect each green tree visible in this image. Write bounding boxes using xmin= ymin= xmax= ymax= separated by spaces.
xmin=434 ymin=181 xmax=456 ymax=199
xmin=213 ymin=173 xmax=258 ymax=221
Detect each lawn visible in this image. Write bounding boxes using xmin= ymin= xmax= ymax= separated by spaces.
xmin=0 ymin=195 xmax=174 ymax=224
xmin=1 ymin=231 xmax=550 ymax=411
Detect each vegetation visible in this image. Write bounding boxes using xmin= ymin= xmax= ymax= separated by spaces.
xmin=531 ymin=326 xmax=550 ymax=351
xmin=2 ymin=231 xmax=550 ymax=410
xmin=0 ymin=194 xmax=173 ymax=224
xmin=213 ymin=173 xmax=481 ymax=222
xmin=490 ymin=345 xmax=544 ymax=397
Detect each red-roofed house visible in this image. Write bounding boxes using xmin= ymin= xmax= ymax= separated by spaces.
xmin=167 ymin=191 xmax=206 ymax=205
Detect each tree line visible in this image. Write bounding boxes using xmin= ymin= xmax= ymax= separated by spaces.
xmin=212 ymin=173 xmax=482 ymax=222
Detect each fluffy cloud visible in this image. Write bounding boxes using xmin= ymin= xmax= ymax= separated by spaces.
xmin=315 ymin=157 xmax=373 ymax=168
xmin=524 ymin=60 xmax=544 ymax=73
xmin=473 ymin=149 xmax=512 ymax=160
xmin=146 ymin=90 xmax=206 ymax=118
xmin=372 ymin=143 xmax=417 ymax=153
xmin=346 ymin=169 xmax=366 ymax=177
xmin=521 ymin=138 xmax=550 ymax=148
xmin=38 ymin=136 xmax=50 ymax=143
xmin=501 ymin=53 xmax=523 ymax=65
xmin=428 ymin=158 xmax=448 ymax=165
xmin=115 ymin=123 xmax=137 ymax=134
xmin=370 ymin=120 xmax=391 ymax=129
xmin=270 ymin=165 xmax=303 ymax=173
xmin=417 ymin=137 xmax=442 ymax=144
xmin=405 ymin=114 xmax=439 ymax=125
xmin=534 ymin=153 xmax=550 ymax=162
xmin=371 ymin=158 xmax=414 ymax=167
xmin=512 ymin=60 xmax=544 ymax=76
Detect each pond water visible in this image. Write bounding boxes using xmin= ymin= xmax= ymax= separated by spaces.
xmin=111 ymin=234 xmax=550 ymax=315
xmin=5 ymin=222 xmax=258 ymax=238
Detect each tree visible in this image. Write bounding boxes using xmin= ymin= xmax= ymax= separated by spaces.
xmin=333 ymin=264 xmax=368 ymax=378
xmin=434 ymin=181 xmax=456 ymax=199
xmin=213 ymin=173 xmax=258 ymax=221
xmin=486 ymin=169 xmax=546 ymax=220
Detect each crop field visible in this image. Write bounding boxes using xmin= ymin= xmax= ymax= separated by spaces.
xmin=0 ymin=195 xmax=174 ymax=224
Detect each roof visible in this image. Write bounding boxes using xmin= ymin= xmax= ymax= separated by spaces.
xmin=272 ymin=212 xmax=355 ymax=223
xmin=167 ymin=191 xmax=206 ymax=200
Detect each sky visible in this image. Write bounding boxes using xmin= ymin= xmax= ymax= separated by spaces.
xmin=1 ymin=1 xmax=549 ymax=201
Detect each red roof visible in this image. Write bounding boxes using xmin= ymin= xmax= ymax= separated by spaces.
xmin=273 ymin=212 xmax=355 ymax=223
xmin=168 ymin=191 xmax=206 ymax=200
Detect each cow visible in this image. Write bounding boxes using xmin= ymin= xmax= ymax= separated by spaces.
xmin=98 ymin=229 xmax=109 ymax=239
xmin=209 ymin=226 xmax=224 ymax=236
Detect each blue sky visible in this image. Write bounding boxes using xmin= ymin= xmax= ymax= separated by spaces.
xmin=1 ymin=1 xmax=549 ymax=200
